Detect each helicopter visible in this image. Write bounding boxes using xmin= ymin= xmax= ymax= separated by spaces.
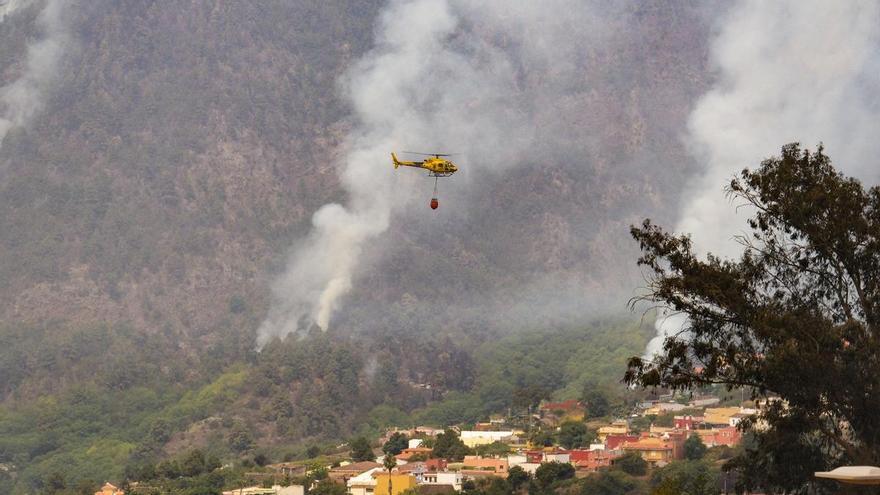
xmin=391 ymin=152 xmax=459 ymax=210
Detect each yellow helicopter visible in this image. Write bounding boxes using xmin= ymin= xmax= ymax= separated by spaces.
xmin=391 ymin=152 xmax=458 ymax=177
xmin=391 ymin=152 xmax=459 ymax=209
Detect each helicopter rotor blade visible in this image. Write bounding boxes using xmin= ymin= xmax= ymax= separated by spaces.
xmin=401 ymin=151 xmax=455 ymax=157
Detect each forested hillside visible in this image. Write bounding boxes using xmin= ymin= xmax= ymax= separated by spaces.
xmin=0 ymin=1 xmax=384 ymax=336
xmin=0 ymin=0 xmax=713 ymax=339
xmin=0 ymin=318 xmax=654 ymax=493
xmin=0 ymin=0 xmax=719 ymax=493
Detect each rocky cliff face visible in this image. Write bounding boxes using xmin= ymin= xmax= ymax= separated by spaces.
xmin=0 ymin=1 xmax=715 ymax=343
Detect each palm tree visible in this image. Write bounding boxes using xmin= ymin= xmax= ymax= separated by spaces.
xmin=383 ymin=453 xmax=397 ymax=495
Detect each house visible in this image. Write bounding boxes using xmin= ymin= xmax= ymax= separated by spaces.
xmin=330 ymin=462 xmax=383 ymax=483
xmin=524 ymin=451 xmax=544 ymax=463
xmin=643 ymin=402 xmax=688 ymax=416
xmin=566 ymin=450 xmax=619 ymax=472
xmin=705 ymin=407 xmax=746 ymax=426
xmin=396 ymin=447 xmax=433 ymax=462
xmin=620 ymin=434 xmax=686 ymax=466
xmin=728 ymin=413 xmax=750 ymax=427
xmin=540 ymin=399 xmax=583 ymax=414
xmin=425 ymin=458 xmax=448 ymax=472
xmin=688 ymin=396 xmax=721 ymax=408
xmin=649 ymin=425 xmax=676 ymax=436
xmin=516 ymin=463 xmax=541 ymax=475
xmin=507 ymin=454 xmax=527 ymax=467
xmin=459 ymin=431 xmax=515 ymax=448
xmin=398 ymin=462 xmax=428 ymax=482
xmin=373 ymin=473 xmax=418 ymax=495
xmin=604 ymin=434 xmax=639 ymax=450
xmin=348 ymin=467 xmax=384 ymax=495
xmin=673 ymin=415 xmax=704 ymax=430
xmin=95 ymin=483 xmax=124 ymax=495
xmin=621 ymin=438 xmax=674 ymax=465
xmin=461 ymin=456 xmax=508 ymax=476
xmin=544 ymin=452 xmax=570 ymax=464
xmin=268 ymin=462 xmax=308 ymax=478
xmin=414 ymin=427 xmax=444 ymax=437
xmin=694 ymin=427 xmax=742 ymax=447
xmin=597 ymin=421 xmax=629 ymax=442
xmin=539 ymin=400 xmax=586 ymax=421
xmin=421 ymin=471 xmax=463 ymax=491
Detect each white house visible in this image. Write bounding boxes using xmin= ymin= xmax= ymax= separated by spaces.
xmin=544 ymin=453 xmax=570 ymax=464
xmin=347 ymin=467 xmax=383 ymax=495
xmin=421 ymin=472 xmax=462 ymax=491
xmin=459 ymin=431 xmax=515 ymax=448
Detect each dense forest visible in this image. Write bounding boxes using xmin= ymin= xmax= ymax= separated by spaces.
xmin=0 ymin=318 xmax=655 ymax=493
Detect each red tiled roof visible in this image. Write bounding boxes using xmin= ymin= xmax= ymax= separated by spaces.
xmin=540 ymin=399 xmax=583 ymax=411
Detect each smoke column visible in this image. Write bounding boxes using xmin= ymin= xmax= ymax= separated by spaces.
xmin=0 ymin=0 xmax=69 ymax=146
xmin=645 ymin=0 xmax=880 ymax=357
xmin=257 ymin=0 xmax=622 ymax=345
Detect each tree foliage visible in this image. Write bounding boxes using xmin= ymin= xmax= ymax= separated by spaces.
xmin=683 ymin=434 xmax=707 ymax=461
xmin=349 ymin=437 xmax=374 ymax=462
xmin=650 ymin=460 xmax=719 ymax=495
xmin=626 ymin=143 xmax=880 ymax=492
xmin=382 ymin=432 xmax=408 ymax=456
xmin=534 ymin=461 xmax=575 ymax=487
xmin=431 ymin=429 xmax=472 ymax=461
xmin=613 ymin=453 xmax=647 ymax=477
xmin=579 ymin=470 xmax=641 ymax=495
xmin=580 ymin=383 xmax=611 ymax=418
xmin=507 ymin=465 xmax=530 ymax=491
xmin=557 ymin=421 xmax=591 ymax=449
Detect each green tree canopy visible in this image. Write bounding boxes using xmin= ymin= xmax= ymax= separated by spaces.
xmin=350 ymin=437 xmax=374 ymax=462
xmin=475 ymin=441 xmax=511 ymax=457
xmin=383 ymin=432 xmax=409 ymax=456
xmin=507 ymin=465 xmax=530 ymax=491
xmin=579 ymin=470 xmax=641 ymax=495
xmin=650 ymin=460 xmax=719 ymax=495
xmin=534 ymin=461 xmax=575 ymax=487
xmin=431 ymin=429 xmax=472 ymax=461
xmin=626 ymin=143 xmax=880 ymax=492
xmin=683 ymin=434 xmax=707 ymax=461
xmin=311 ymin=478 xmax=348 ymax=495
xmin=612 ymin=453 xmax=647 ymax=477
xmin=580 ymin=383 xmax=611 ymax=418
xmin=557 ymin=421 xmax=590 ymax=449
xmin=528 ymin=429 xmax=555 ymax=448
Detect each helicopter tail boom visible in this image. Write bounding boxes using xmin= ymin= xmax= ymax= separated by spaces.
xmin=391 ymin=152 xmax=422 ymax=169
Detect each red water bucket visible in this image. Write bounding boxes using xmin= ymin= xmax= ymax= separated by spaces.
xmin=430 ymin=198 xmax=439 ymax=210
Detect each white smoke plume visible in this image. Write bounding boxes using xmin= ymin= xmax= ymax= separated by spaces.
xmin=646 ymin=0 xmax=880 ymax=357
xmin=257 ymin=0 xmax=623 ymax=345
xmin=0 ymin=0 xmax=33 ymax=20
xmin=0 ymin=0 xmax=69 ymax=145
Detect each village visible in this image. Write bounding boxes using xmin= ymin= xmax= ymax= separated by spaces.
xmin=201 ymin=393 xmax=760 ymax=495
